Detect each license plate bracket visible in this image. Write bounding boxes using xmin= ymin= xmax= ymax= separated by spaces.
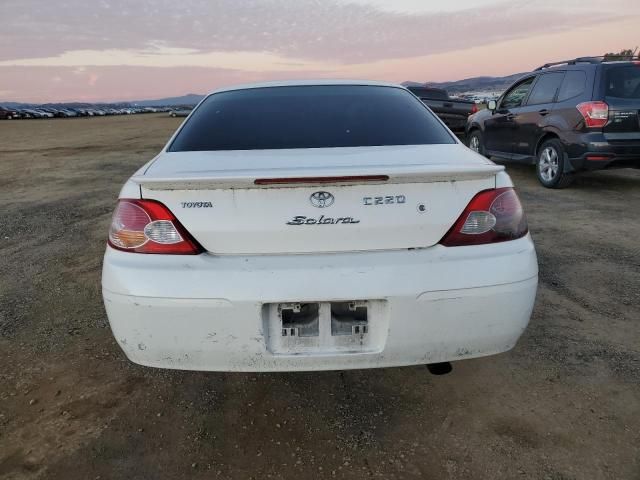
xmin=265 ymin=300 xmax=387 ymax=355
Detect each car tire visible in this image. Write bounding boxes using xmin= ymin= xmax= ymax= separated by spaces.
xmin=467 ymin=130 xmax=486 ymax=156
xmin=536 ymin=139 xmax=573 ymax=189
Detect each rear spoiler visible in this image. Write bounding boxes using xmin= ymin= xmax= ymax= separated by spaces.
xmin=132 ymin=163 xmax=504 ymax=190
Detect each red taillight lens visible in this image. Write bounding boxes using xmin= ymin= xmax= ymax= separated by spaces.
xmin=576 ymin=101 xmax=609 ymax=128
xmin=440 ymin=188 xmax=528 ymax=247
xmin=470 ymin=103 xmax=478 ymax=115
xmin=108 ymin=199 xmax=202 ymax=254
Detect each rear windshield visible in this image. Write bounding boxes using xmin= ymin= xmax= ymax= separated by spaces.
xmin=604 ymin=65 xmax=640 ymax=99
xmin=168 ymin=85 xmax=455 ymax=151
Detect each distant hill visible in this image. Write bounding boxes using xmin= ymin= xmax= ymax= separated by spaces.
xmin=0 ymin=94 xmax=205 ymax=108
xmin=0 ymin=101 xmax=104 ymax=108
xmin=1 ymin=101 xmax=29 ymax=108
xmin=130 ymin=94 xmax=205 ymax=107
xmin=402 ymin=73 xmax=526 ymax=94
xmin=134 ymin=76 xmax=527 ymax=105
xmin=1 ymin=75 xmax=528 ymax=108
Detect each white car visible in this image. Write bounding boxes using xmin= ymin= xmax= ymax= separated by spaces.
xmin=102 ymin=80 xmax=538 ymax=372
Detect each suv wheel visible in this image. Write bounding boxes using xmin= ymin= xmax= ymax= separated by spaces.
xmin=536 ymin=139 xmax=573 ymax=188
xmin=467 ymin=130 xmax=485 ymax=156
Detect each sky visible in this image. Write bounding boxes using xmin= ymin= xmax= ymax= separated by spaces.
xmin=1 ymin=0 xmax=639 ymax=103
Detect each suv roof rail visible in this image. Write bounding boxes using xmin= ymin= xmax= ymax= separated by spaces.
xmin=535 ymin=53 xmax=640 ymax=71
xmin=534 ymin=57 xmax=605 ymax=71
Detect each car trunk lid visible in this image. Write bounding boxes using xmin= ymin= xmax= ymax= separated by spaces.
xmin=134 ymin=144 xmax=502 ymax=254
xmin=603 ymin=98 xmax=640 ymax=140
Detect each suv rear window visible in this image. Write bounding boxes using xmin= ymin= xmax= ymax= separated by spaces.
xmin=168 ymin=85 xmax=455 ymax=152
xmin=557 ymin=71 xmax=586 ymax=101
xmin=527 ymin=72 xmax=564 ymax=105
xmin=604 ymin=65 xmax=640 ymax=99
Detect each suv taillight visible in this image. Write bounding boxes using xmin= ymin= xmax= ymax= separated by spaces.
xmin=440 ymin=188 xmax=528 ymax=247
xmin=576 ymin=101 xmax=609 ymax=128
xmin=108 ymin=199 xmax=203 ymax=254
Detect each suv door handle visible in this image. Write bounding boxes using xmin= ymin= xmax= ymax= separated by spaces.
xmin=538 ymin=109 xmax=550 ymax=116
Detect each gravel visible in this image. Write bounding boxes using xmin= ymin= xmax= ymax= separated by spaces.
xmin=0 ymin=115 xmax=639 ymax=479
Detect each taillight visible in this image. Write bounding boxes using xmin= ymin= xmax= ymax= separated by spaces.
xmin=470 ymin=103 xmax=478 ymax=115
xmin=440 ymin=188 xmax=528 ymax=247
xmin=108 ymin=199 xmax=202 ymax=254
xmin=576 ymin=101 xmax=609 ymax=128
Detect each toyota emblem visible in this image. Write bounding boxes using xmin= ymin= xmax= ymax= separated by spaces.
xmin=309 ymin=191 xmax=334 ymax=208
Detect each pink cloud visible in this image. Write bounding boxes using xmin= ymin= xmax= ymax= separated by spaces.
xmin=0 ymin=0 xmax=638 ymax=103
xmin=88 ymin=72 xmax=99 ymax=86
xmin=0 ymin=0 xmax=628 ymax=64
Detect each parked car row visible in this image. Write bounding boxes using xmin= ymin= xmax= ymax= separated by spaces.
xmin=0 ymin=105 xmax=175 ymax=120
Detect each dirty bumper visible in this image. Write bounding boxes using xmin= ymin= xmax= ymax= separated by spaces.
xmin=102 ymin=236 xmax=538 ymax=372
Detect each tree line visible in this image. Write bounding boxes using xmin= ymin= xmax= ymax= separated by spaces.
xmin=603 ymin=48 xmax=639 ymax=61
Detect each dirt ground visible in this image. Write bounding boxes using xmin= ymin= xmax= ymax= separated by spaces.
xmin=0 ymin=114 xmax=639 ymax=480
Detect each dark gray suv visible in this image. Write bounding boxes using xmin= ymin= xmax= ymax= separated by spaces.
xmin=467 ymin=57 xmax=640 ymax=188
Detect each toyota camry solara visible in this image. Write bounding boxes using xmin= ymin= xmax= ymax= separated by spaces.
xmin=102 ymin=80 xmax=538 ymax=372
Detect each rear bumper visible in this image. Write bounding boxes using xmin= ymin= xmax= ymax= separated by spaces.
xmin=565 ymin=133 xmax=640 ymax=171
xmin=569 ymin=153 xmax=640 ymax=171
xmin=102 ymin=236 xmax=538 ymax=372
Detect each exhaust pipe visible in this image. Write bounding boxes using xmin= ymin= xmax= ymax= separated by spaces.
xmin=427 ymin=362 xmax=452 ymax=375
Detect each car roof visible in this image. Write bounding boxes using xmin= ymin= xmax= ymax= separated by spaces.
xmin=538 ymin=64 xmax=599 ymax=72
xmin=207 ymin=79 xmax=403 ymax=95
